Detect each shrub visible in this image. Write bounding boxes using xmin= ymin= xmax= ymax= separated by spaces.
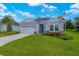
xmin=34 ymin=31 xmax=37 ymax=34
xmin=43 ymin=31 xmax=73 ymax=40
xmin=43 ymin=31 xmax=64 ymax=36
xmin=0 ymin=31 xmax=1 ymax=33
xmin=60 ymin=35 xmax=73 ymax=40
xmin=66 ymin=29 xmax=76 ymax=32
xmin=53 ymin=32 xmax=64 ymax=36
xmin=43 ymin=31 xmax=54 ymax=36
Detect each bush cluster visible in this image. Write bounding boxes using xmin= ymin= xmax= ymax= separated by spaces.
xmin=43 ymin=31 xmax=73 ymax=40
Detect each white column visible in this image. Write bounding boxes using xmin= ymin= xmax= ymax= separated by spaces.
xmin=20 ymin=25 xmax=22 ymax=33
xmin=53 ymin=24 xmax=55 ymax=32
xmin=46 ymin=24 xmax=48 ymax=31
xmin=36 ymin=24 xmax=39 ymax=33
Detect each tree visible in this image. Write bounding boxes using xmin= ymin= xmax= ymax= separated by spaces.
xmin=74 ymin=17 xmax=79 ymax=25
xmin=1 ymin=15 xmax=13 ymax=32
xmin=65 ymin=19 xmax=74 ymax=29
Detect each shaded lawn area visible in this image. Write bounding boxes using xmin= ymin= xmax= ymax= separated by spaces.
xmin=0 ymin=31 xmax=79 ymax=56
xmin=0 ymin=32 xmax=19 ymax=37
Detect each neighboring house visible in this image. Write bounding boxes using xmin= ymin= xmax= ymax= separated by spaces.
xmin=20 ymin=17 xmax=65 ymax=34
xmin=0 ymin=22 xmax=20 ymax=32
xmin=0 ymin=23 xmax=7 ymax=32
xmin=75 ymin=22 xmax=79 ymax=31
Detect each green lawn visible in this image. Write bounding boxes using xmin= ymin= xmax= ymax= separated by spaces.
xmin=0 ymin=32 xmax=19 ymax=37
xmin=0 ymin=31 xmax=79 ymax=56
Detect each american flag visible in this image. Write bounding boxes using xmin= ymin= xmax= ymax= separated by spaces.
xmin=58 ymin=11 xmax=66 ymax=20
xmin=62 ymin=11 xmax=66 ymax=16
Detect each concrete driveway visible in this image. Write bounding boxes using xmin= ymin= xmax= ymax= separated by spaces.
xmin=0 ymin=34 xmax=30 ymax=46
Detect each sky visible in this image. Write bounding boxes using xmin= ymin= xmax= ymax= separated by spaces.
xmin=0 ymin=3 xmax=79 ymax=22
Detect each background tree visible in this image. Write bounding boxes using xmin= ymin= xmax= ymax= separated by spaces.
xmin=1 ymin=15 xmax=13 ymax=32
xmin=65 ymin=19 xmax=74 ymax=29
xmin=74 ymin=16 xmax=79 ymax=25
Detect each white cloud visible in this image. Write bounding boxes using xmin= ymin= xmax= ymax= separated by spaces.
xmin=0 ymin=4 xmax=7 ymax=12
xmin=65 ymin=4 xmax=79 ymax=16
xmin=0 ymin=11 xmax=20 ymax=22
xmin=65 ymin=10 xmax=69 ymax=14
xmin=15 ymin=9 xmax=35 ymax=18
xmin=43 ymin=4 xmax=57 ymax=9
xmin=8 ymin=12 xmax=16 ymax=17
xmin=13 ymin=15 xmax=22 ymax=22
xmin=23 ymin=12 xmax=35 ymax=18
xmin=28 ymin=3 xmax=57 ymax=11
xmin=27 ymin=3 xmax=42 ymax=6
xmin=1 ymin=12 xmax=16 ymax=17
xmin=0 ymin=11 xmax=16 ymax=20
xmin=15 ymin=10 xmax=23 ymax=14
xmin=46 ymin=14 xmax=50 ymax=17
xmin=43 ymin=4 xmax=49 ymax=8
xmin=0 ymin=4 xmax=7 ymax=10
xmin=48 ymin=6 xmax=57 ymax=11
xmin=43 ymin=4 xmax=57 ymax=11
xmin=7 ymin=12 xmax=22 ymax=22
xmin=69 ymin=9 xmax=79 ymax=15
xmin=71 ymin=3 xmax=79 ymax=9
xmin=48 ymin=5 xmax=57 ymax=9
xmin=27 ymin=3 xmax=57 ymax=14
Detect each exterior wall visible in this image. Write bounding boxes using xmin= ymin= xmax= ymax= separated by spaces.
xmin=46 ymin=23 xmax=55 ymax=32
xmin=12 ymin=25 xmax=20 ymax=32
xmin=37 ymin=19 xmax=64 ymax=32
xmin=59 ymin=24 xmax=64 ymax=31
xmin=37 ymin=20 xmax=47 ymax=33
xmin=20 ymin=19 xmax=65 ymax=34
xmin=45 ymin=19 xmax=64 ymax=32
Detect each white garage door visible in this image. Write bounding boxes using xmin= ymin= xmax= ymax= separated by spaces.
xmin=22 ymin=26 xmax=36 ymax=34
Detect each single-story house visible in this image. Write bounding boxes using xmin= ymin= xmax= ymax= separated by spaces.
xmin=20 ymin=17 xmax=65 ymax=34
xmin=0 ymin=22 xmax=20 ymax=32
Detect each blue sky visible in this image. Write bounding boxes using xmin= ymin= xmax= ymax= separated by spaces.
xmin=0 ymin=3 xmax=79 ymax=22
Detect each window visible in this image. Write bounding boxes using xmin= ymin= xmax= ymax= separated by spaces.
xmin=55 ymin=25 xmax=59 ymax=31
xmin=50 ymin=25 xmax=53 ymax=31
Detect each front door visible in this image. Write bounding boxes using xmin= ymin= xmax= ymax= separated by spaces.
xmin=39 ymin=24 xmax=44 ymax=33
